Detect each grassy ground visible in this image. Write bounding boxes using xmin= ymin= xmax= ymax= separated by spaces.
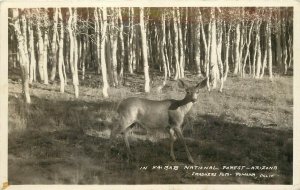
xmin=8 ymin=69 xmax=293 ymax=184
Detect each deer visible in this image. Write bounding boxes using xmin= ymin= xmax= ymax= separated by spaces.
xmin=110 ymin=78 xmax=207 ymax=164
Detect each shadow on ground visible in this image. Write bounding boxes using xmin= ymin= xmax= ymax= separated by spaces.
xmin=8 ymin=93 xmax=293 ymax=184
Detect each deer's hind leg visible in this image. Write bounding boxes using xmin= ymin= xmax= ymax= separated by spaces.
xmin=110 ymin=116 xmax=135 ymax=161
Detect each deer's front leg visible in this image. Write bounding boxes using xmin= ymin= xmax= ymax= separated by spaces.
xmin=173 ymin=127 xmax=194 ymax=164
xmin=169 ymin=128 xmax=176 ymax=161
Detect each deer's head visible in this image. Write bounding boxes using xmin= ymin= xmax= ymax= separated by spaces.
xmin=178 ymin=78 xmax=207 ymax=103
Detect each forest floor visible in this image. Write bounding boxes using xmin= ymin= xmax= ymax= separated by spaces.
xmin=8 ymin=69 xmax=293 ymax=184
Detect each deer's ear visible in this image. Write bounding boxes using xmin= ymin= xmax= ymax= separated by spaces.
xmin=178 ymin=79 xmax=186 ymax=89
xmin=196 ymin=78 xmax=208 ymax=89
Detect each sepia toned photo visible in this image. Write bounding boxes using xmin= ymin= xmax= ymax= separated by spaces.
xmin=2 ymin=1 xmax=298 ymax=188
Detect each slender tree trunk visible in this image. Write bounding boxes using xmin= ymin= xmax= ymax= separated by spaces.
xmin=100 ymin=8 xmax=109 ymax=97
xmin=94 ymin=8 xmax=101 ymax=74
xmin=128 ymin=8 xmax=134 ymax=74
xmin=13 ymin=9 xmax=31 ymax=103
xmin=166 ymin=19 xmax=173 ymax=76
xmin=195 ymin=11 xmax=201 ymax=77
xmin=106 ymin=22 xmax=114 ymax=85
xmin=43 ymin=29 xmax=49 ymax=84
xmin=260 ymin=23 xmax=268 ymax=79
xmin=252 ymin=23 xmax=258 ymax=78
xmin=162 ymin=11 xmax=171 ymax=78
xmin=111 ymin=9 xmax=119 ymax=87
xmin=233 ymin=21 xmax=241 ymax=75
xmin=242 ymin=21 xmax=254 ymax=78
xmin=20 ymin=11 xmax=29 ymax=76
xmin=50 ymin=8 xmax=58 ymax=81
xmin=177 ymin=8 xmax=184 ymax=78
xmin=238 ymin=8 xmax=245 ymax=76
xmin=161 ymin=11 xmax=168 ymax=86
xmin=224 ymin=23 xmax=232 ymax=81
xmin=208 ymin=8 xmax=218 ymax=89
xmin=216 ymin=20 xmax=224 ymax=92
xmin=267 ymin=9 xmax=273 ymax=79
xmin=73 ymin=8 xmax=79 ymax=98
xmin=58 ymin=8 xmax=65 ymax=93
xmin=255 ymin=21 xmax=262 ymax=79
xmin=118 ymin=8 xmax=125 ymax=80
xmin=199 ymin=9 xmax=210 ymax=90
xmin=37 ymin=17 xmax=44 ymax=82
xmin=82 ymin=9 xmax=89 ymax=80
xmin=281 ymin=11 xmax=288 ymax=75
xmin=28 ymin=19 xmax=36 ymax=83
xmin=135 ymin=29 xmax=140 ymax=72
xmin=173 ymin=8 xmax=180 ymax=80
xmin=140 ymin=8 xmax=150 ymax=93
xmin=276 ymin=10 xmax=282 ymax=68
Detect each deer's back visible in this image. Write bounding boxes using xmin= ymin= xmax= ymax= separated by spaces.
xmin=117 ymin=97 xmax=174 ymax=128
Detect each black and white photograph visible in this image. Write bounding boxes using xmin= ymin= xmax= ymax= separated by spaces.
xmin=1 ymin=0 xmax=300 ymax=188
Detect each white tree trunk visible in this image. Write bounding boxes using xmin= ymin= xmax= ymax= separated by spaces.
xmin=140 ymin=7 xmax=150 ymax=93
xmin=177 ymin=8 xmax=185 ymax=78
xmin=28 ymin=20 xmax=36 ymax=83
xmin=100 ymin=8 xmax=109 ymax=97
xmin=209 ymin=8 xmax=218 ymax=89
xmin=268 ymin=9 xmax=273 ymax=79
xmin=13 ymin=9 xmax=31 ymax=103
xmin=50 ymin=8 xmax=58 ymax=81
xmin=173 ymin=8 xmax=180 ymax=80
xmin=58 ymin=8 xmax=65 ymax=93
xmin=233 ymin=22 xmax=240 ymax=75
xmin=37 ymin=18 xmax=44 ymax=81
xmin=43 ymin=29 xmax=49 ymax=84
xmin=118 ymin=8 xmax=125 ymax=79
xmin=255 ymin=21 xmax=262 ymax=79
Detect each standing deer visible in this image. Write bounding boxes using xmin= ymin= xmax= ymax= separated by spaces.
xmin=110 ymin=78 xmax=207 ymax=164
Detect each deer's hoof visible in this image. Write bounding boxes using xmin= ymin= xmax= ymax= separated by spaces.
xmin=171 ymin=154 xmax=177 ymax=162
xmin=188 ymin=157 xmax=195 ymax=164
xmin=126 ymin=153 xmax=136 ymax=163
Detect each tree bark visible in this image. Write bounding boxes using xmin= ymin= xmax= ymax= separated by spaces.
xmin=37 ymin=15 xmax=44 ymax=82
xmin=242 ymin=21 xmax=254 ymax=78
xmin=255 ymin=21 xmax=262 ymax=79
xmin=276 ymin=10 xmax=282 ymax=68
xmin=209 ymin=8 xmax=218 ymax=89
xmin=216 ymin=19 xmax=224 ymax=92
xmin=140 ymin=7 xmax=150 ymax=93
xmin=267 ymin=9 xmax=273 ymax=79
xmin=177 ymin=8 xmax=185 ymax=78
xmin=100 ymin=8 xmax=109 ymax=97
xmin=173 ymin=8 xmax=180 ymax=80
xmin=118 ymin=8 xmax=125 ymax=80
xmin=224 ymin=22 xmax=232 ymax=81
xmin=199 ymin=9 xmax=210 ymax=90
xmin=161 ymin=11 xmax=168 ymax=86
xmin=281 ymin=10 xmax=288 ymax=75
xmin=28 ymin=18 xmax=36 ymax=83
xmin=233 ymin=21 xmax=241 ymax=75
xmin=195 ymin=11 xmax=202 ymax=77
xmin=43 ymin=29 xmax=49 ymax=84
xmin=111 ymin=8 xmax=119 ymax=87
xmin=13 ymin=9 xmax=31 ymax=103
xmin=58 ymin=8 xmax=65 ymax=93
xmin=128 ymin=8 xmax=134 ymax=74
xmin=50 ymin=8 xmax=58 ymax=81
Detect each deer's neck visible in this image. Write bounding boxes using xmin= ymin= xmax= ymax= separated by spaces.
xmin=169 ymin=96 xmax=194 ymax=111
